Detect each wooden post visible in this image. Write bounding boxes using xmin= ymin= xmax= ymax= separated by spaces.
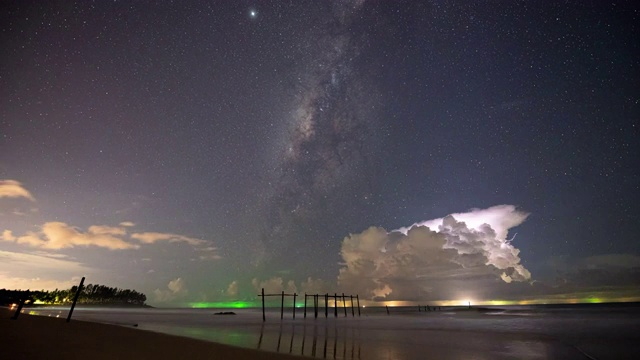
xmin=342 ymin=293 xmax=347 ymax=317
xmin=386 ymin=305 xmax=389 ymax=315
xmin=281 ymin=291 xmax=284 ymax=320
xmin=262 ymin=288 xmax=265 ymax=322
xmin=304 ymin=293 xmax=307 ymax=318
xmin=314 ymin=294 xmax=318 ymax=318
xmin=356 ymin=295 xmax=360 ymax=316
xmin=350 ymin=295 xmax=355 ymax=317
xmin=334 ymin=293 xmax=338 ymax=317
xmin=66 ymin=277 xmax=85 ymax=323
xmin=325 ymin=293 xmax=328 ymax=318
xmin=293 ymin=293 xmax=297 ymax=319
xmin=418 ymin=305 xmax=421 ymax=312
xmin=10 ymin=290 xmax=29 ymax=320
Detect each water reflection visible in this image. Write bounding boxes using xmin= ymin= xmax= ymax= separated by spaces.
xmin=257 ymin=322 xmax=361 ymax=359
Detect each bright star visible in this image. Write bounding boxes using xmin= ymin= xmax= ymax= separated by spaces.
xmin=249 ymin=9 xmax=257 ymax=19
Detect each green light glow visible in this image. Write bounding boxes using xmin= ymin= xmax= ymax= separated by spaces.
xmin=189 ymin=301 xmax=256 ymax=309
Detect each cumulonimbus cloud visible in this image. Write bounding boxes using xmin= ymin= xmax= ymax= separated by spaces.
xmin=337 ymin=205 xmax=531 ymax=301
xmin=0 ymin=180 xmax=35 ymax=201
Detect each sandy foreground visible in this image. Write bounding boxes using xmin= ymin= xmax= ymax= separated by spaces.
xmin=0 ymin=308 xmax=304 ymax=360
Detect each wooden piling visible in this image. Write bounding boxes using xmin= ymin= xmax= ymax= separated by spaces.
xmin=262 ymin=288 xmax=266 ymax=322
xmin=304 ymin=293 xmax=307 ymax=318
xmin=10 ymin=290 xmax=29 ymax=320
xmin=66 ymin=277 xmax=85 ymax=323
xmin=314 ymin=294 xmax=318 ymax=318
xmin=280 ymin=291 xmax=285 ymax=320
xmin=293 ymin=293 xmax=297 ymax=319
xmin=350 ymin=295 xmax=354 ymax=317
xmin=356 ymin=295 xmax=361 ymax=316
xmin=334 ymin=293 xmax=338 ymax=317
xmin=342 ymin=293 xmax=347 ymax=317
xmin=386 ymin=305 xmax=389 ymax=315
xmin=325 ymin=294 xmax=328 ymax=318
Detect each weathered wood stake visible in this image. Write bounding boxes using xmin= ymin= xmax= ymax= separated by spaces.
xmin=350 ymin=295 xmax=354 ymax=317
xmin=334 ymin=293 xmax=338 ymax=317
xmin=314 ymin=294 xmax=318 ymax=318
xmin=10 ymin=290 xmax=29 ymax=320
xmin=262 ymin=288 xmax=265 ymax=322
xmin=325 ymin=294 xmax=328 ymax=318
xmin=342 ymin=293 xmax=347 ymax=317
xmin=280 ymin=291 xmax=284 ymax=320
xmin=304 ymin=293 xmax=307 ymax=318
xmin=293 ymin=293 xmax=297 ymax=319
xmin=66 ymin=277 xmax=85 ymax=323
xmin=386 ymin=305 xmax=390 ymax=315
xmin=356 ymin=295 xmax=361 ymax=316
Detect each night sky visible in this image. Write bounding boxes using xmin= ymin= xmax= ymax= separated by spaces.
xmin=1 ymin=1 xmax=639 ymax=306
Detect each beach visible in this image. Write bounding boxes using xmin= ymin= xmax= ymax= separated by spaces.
xmin=0 ymin=308 xmax=304 ymax=360
xmin=3 ymin=305 xmax=640 ymax=360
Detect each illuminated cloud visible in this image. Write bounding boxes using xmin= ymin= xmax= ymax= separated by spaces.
xmin=1 ymin=230 xmax=16 ymax=242
xmin=4 ymin=222 xmax=138 ymax=250
xmin=0 ymin=180 xmax=35 ymax=201
xmin=131 ymin=232 xmax=205 ymax=246
xmin=3 ymin=223 xmax=218 ymax=259
xmin=119 ymin=221 xmax=135 ymax=227
xmin=226 ymin=280 xmax=238 ymax=297
xmin=154 ymin=277 xmax=188 ymax=302
xmin=338 ymin=205 xmax=531 ymax=301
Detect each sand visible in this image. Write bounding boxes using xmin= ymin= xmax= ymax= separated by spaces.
xmin=0 ymin=308 xmax=305 ymax=360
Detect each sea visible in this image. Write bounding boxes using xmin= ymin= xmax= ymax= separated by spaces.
xmin=26 ymin=303 xmax=640 ymax=360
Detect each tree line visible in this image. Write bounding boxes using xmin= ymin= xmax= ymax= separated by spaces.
xmin=0 ymin=283 xmax=147 ymax=306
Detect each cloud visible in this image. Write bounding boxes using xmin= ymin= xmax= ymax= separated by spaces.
xmin=251 ymin=277 xmax=298 ymax=294
xmin=226 ymin=280 xmax=238 ymax=297
xmin=3 ymin=222 xmax=139 ymax=250
xmin=0 ymin=180 xmax=35 ymax=201
xmin=1 ymin=230 xmax=16 ymax=242
xmin=154 ymin=277 xmax=188 ymax=302
xmin=131 ymin=232 xmax=205 ymax=246
xmin=337 ymin=205 xmax=531 ymax=301
xmin=3 ymin=223 xmax=219 ymax=259
xmin=300 ymin=277 xmax=328 ymax=294
xmin=119 ymin=221 xmax=135 ymax=227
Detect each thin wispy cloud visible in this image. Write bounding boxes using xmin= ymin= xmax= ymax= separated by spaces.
xmin=0 ymin=180 xmax=35 ymax=201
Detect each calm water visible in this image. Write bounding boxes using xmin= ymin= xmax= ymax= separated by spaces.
xmin=27 ymin=303 xmax=640 ymax=360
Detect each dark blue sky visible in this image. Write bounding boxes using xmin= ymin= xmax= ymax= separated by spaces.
xmin=1 ymin=1 xmax=638 ymax=305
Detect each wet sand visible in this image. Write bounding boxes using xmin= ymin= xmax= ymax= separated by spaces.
xmin=0 ymin=308 xmax=304 ymax=360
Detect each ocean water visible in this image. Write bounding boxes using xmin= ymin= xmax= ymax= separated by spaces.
xmin=28 ymin=303 xmax=640 ymax=360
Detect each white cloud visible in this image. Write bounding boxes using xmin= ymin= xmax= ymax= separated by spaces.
xmin=3 ymin=223 xmax=219 ymax=260
xmin=0 ymin=180 xmax=35 ymax=201
xmin=119 ymin=221 xmax=136 ymax=227
xmin=337 ymin=205 xmax=531 ymax=301
xmin=131 ymin=232 xmax=205 ymax=246
xmin=226 ymin=280 xmax=238 ymax=297
xmin=154 ymin=277 xmax=188 ymax=302
xmin=5 ymin=222 xmax=139 ymax=250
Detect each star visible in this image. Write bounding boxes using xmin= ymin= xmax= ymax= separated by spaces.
xmin=249 ymin=9 xmax=257 ymax=19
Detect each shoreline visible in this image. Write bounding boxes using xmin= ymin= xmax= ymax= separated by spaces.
xmin=0 ymin=308 xmax=304 ymax=360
